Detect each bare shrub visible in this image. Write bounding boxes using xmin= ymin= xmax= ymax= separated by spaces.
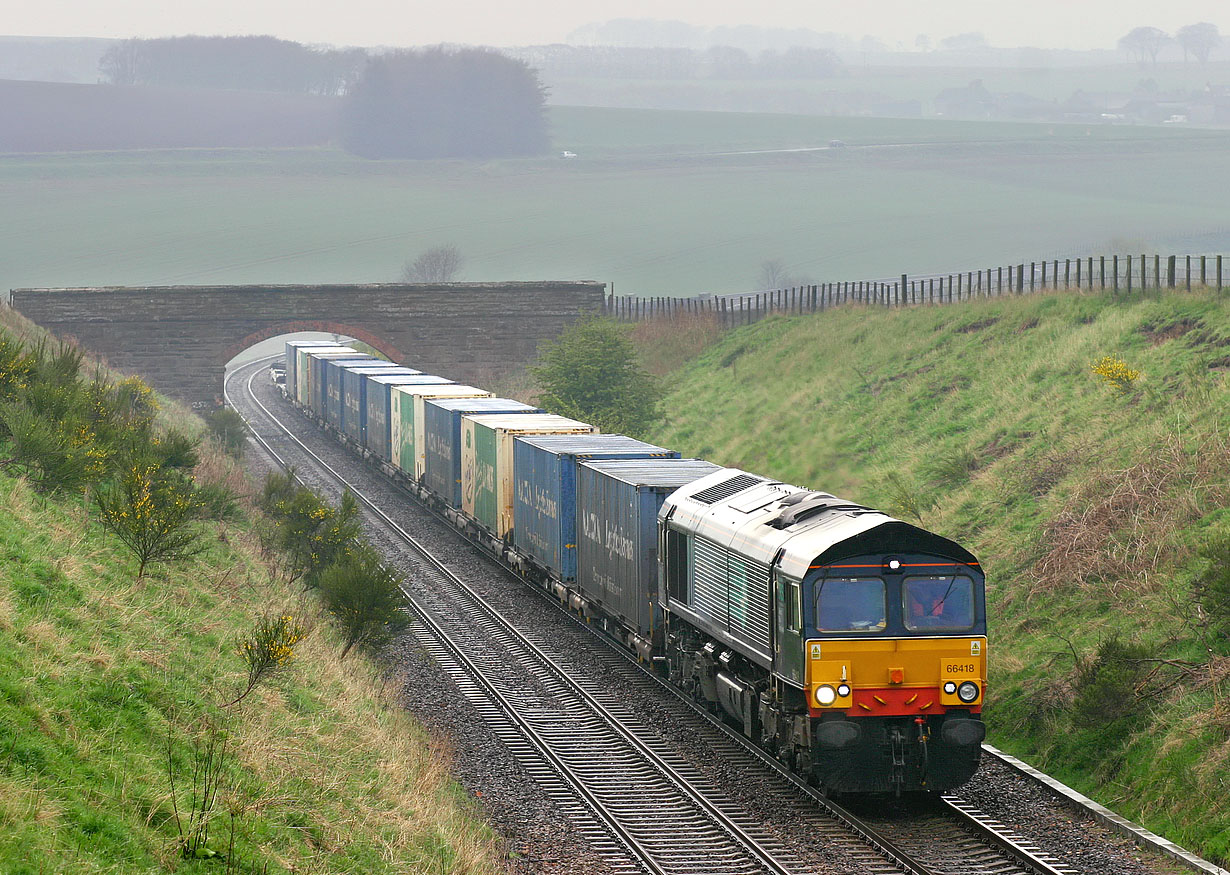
xmin=1031 ymin=435 xmax=1218 ymax=596
xmin=400 ymin=244 xmax=463 ymax=283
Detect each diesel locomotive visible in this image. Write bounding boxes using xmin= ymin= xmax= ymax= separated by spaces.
xmin=281 ymin=340 xmax=987 ymax=795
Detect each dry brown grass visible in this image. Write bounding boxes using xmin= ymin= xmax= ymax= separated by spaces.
xmin=1031 ymin=431 xmax=1228 ymax=597
xmin=629 ymin=311 xmax=724 ymax=376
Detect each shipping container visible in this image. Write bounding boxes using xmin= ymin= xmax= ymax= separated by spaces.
xmin=296 ymin=348 xmax=359 ymax=409
xmin=291 ymin=345 xmax=349 ymax=406
xmin=323 ymin=359 xmax=378 ymax=430
xmin=576 ymin=459 xmax=721 ymax=635
xmin=461 ymin=414 xmax=596 ymax=538
xmin=364 ymin=374 xmax=440 ymax=463
xmin=389 ymin=384 xmax=491 ymax=479
xmin=513 ymin=435 xmax=679 ymax=582
xmin=284 ymin=340 xmax=340 ymax=399
xmin=340 ymin=365 xmax=420 ymax=443
xmin=314 ymin=353 xmax=372 ymax=418
xmin=422 ymin=398 xmax=541 ymax=508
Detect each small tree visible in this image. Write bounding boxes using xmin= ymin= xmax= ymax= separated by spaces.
xmin=532 ymin=317 xmax=663 ymax=437
xmin=96 ymin=462 xmax=206 ymax=578
xmin=401 ymin=244 xmax=464 ymax=283
xmin=317 ymin=545 xmax=410 ymax=658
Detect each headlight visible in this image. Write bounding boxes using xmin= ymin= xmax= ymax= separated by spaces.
xmin=957 ymin=681 xmax=980 ymax=703
xmin=943 ymin=681 xmax=957 ymax=695
xmin=815 ymin=685 xmax=837 ymax=706
xmin=837 ymin=683 xmax=851 ymax=698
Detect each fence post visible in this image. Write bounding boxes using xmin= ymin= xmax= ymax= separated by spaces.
xmin=1101 ymin=256 xmax=1106 ymax=291
xmin=1112 ymin=256 xmax=1118 ymax=295
xmin=1017 ymin=264 xmax=1025 ymax=294
xmin=1219 ymin=255 xmax=1224 ymax=293
xmin=1201 ymin=256 xmax=1207 ymax=288
xmin=1064 ymin=259 xmax=1071 ymax=288
xmin=1073 ymin=258 xmax=1079 ymax=289
xmin=1041 ymin=260 xmax=1047 ymax=288
xmin=1167 ymin=255 xmax=1176 ymax=289
xmin=1053 ymin=259 xmax=1059 ymax=288
xmin=1154 ymin=254 xmax=1161 ymax=290
xmin=1127 ymin=255 xmax=1133 ymax=293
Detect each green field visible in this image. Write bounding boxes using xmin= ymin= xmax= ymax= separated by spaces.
xmin=2 ymin=105 xmax=1228 ymax=298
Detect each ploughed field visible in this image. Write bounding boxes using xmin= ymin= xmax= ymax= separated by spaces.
xmin=2 ymin=106 xmax=1229 ymax=296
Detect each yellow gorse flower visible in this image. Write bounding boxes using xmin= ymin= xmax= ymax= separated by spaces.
xmin=1090 ymin=355 xmax=1141 ymax=393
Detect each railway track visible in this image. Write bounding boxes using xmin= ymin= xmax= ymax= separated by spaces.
xmin=225 ymin=356 xmax=1092 ymax=875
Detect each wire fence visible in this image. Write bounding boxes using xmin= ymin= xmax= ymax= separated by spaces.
xmin=604 ymin=254 xmax=1228 ymax=326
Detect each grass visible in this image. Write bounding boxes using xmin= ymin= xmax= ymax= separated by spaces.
xmin=0 ymin=310 xmax=503 ymax=873
xmin=642 ymin=286 xmax=1230 ymax=863
xmin=2 ymin=107 xmax=1229 ymax=299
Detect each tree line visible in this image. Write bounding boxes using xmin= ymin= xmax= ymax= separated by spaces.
xmin=100 ymin=35 xmax=367 ymax=95
xmin=1119 ymin=22 xmax=1222 ymax=67
xmin=97 ymin=38 xmax=549 ymax=160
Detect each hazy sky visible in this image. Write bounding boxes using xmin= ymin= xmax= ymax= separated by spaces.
xmin=8 ymin=0 xmax=1230 ymax=51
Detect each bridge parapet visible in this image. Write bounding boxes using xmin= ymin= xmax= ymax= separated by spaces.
xmin=10 ymin=282 xmax=605 ymax=407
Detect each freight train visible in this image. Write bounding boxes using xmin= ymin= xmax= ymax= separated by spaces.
xmin=278 ymin=339 xmax=988 ymax=794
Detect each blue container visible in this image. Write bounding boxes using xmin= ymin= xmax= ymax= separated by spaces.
xmin=575 ymin=459 xmax=721 ymax=635
xmin=340 ymin=365 xmax=420 ymax=443
xmin=319 ymin=355 xmax=373 ymax=423
xmin=421 ymin=397 xmax=540 ymax=508
xmin=513 ymin=435 xmax=679 ymax=582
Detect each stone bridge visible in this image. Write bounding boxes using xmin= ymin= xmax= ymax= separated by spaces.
xmin=9 ymin=282 xmax=606 ymax=407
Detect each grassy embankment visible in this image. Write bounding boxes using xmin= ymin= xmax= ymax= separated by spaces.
xmin=0 ymin=308 xmax=502 ymax=874
xmin=642 ymin=288 xmax=1230 ymax=863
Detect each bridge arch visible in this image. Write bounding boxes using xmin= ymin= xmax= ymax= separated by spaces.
xmin=222 ymin=321 xmax=404 ymax=366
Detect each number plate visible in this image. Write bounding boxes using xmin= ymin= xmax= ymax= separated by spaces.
xmin=941 ymin=659 xmax=979 ymax=678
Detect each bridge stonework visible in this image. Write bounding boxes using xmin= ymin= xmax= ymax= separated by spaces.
xmin=10 ymin=282 xmax=606 ymax=408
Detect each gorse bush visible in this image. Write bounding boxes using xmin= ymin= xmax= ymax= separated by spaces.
xmin=259 ymin=470 xmax=361 ymax=587
xmin=0 ymin=330 xmax=236 ymax=580
xmin=205 ymin=407 xmax=248 ymax=459
xmin=96 ymin=461 xmax=208 ymax=579
xmin=1072 ymin=637 xmax=1151 ymax=729
xmin=316 ymin=544 xmax=411 ymax=659
xmin=1090 ymin=354 xmax=1142 ymax=393
xmin=226 ymin=613 xmax=307 ymax=707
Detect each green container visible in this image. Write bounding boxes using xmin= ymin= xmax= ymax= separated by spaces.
xmin=460 ymin=413 xmax=595 ymax=538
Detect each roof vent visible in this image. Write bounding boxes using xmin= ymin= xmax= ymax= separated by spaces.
xmin=689 ymin=474 xmax=762 ymax=505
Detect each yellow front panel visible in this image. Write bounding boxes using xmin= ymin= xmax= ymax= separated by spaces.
xmin=806 ymin=637 xmax=987 ymax=690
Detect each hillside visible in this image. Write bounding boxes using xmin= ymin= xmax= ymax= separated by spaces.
xmin=0 ymin=309 xmax=502 ymax=873
xmin=647 ymin=288 xmax=1230 ymax=863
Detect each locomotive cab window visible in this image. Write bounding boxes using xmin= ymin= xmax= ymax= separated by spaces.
xmin=903 ymin=575 xmax=975 ymax=631
xmin=784 ymin=577 xmax=802 ymax=633
xmin=815 ymin=577 xmax=886 ymax=632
